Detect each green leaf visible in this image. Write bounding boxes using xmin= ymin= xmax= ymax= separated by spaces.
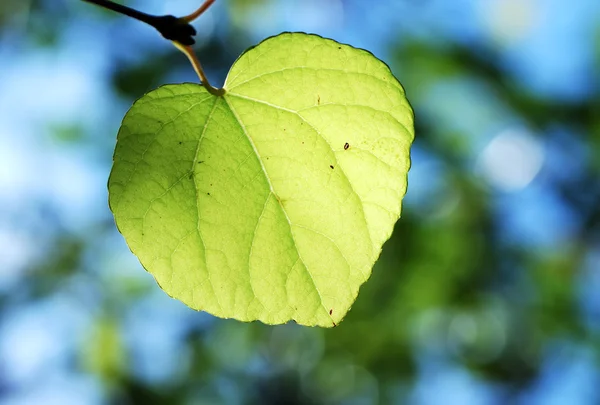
xmin=109 ymin=32 xmax=414 ymax=327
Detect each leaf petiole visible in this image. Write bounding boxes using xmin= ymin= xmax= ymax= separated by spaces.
xmin=173 ymin=42 xmax=224 ymax=96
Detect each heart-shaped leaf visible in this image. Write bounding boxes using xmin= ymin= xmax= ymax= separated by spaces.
xmin=109 ymin=32 xmax=414 ymax=327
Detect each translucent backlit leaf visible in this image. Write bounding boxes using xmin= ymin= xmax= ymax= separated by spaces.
xmin=109 ymin=33 xmax=414 ymax=327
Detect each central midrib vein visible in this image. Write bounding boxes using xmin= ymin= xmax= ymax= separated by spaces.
xmin=222 ymin=95 xmax=331 ymax=320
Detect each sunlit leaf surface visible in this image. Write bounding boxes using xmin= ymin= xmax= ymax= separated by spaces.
xmin=109 ymin=33 xmax=414 ymax=326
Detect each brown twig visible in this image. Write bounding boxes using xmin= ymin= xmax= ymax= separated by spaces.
xmin=181 ymin=0 xmax=217 ymax=23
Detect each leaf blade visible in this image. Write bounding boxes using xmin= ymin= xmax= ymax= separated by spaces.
xmin=109 ymin=33 xmax=414 ymax=327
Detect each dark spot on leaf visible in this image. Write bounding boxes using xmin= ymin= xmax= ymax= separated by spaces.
xmin=338 ymin=46 xmax=342 ymax=49
xmin=332 ymin=321 xmax=337 ymax=327
xmin=329 ymin=309 xmax=333 ymax=315
xmin=344 ymin=142 xmax=349 ymax=150
xmin=317 ymin=95 xmax=321 ymax=105
xmin=198 ymin=160 xmax=204 ymax=164
xmin=330 ymin=165 xmax=334 ymax=169
xmin=188 ymin=173 xmax=193 ymax=180
xmin=207 ymin=192 xmax=210 ymax=196
xmin=178 ymin=141 xmax=182 ymax=145
xmin=302 ymin=142 xmax=304 ymax=144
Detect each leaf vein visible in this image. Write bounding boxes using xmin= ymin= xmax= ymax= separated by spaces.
xmin=223 ymin=95 xmax=332 ymax=320
xmin=227 ymin=92 xmax=374 ymax=252
xmin=246 ymin=192 xmax=271 ymax=312
xmin=227 ymin=66 xmax=403 ymax=93
xmin=191 ymin=97 xmax=222 ymax=312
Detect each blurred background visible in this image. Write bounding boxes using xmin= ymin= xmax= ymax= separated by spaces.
xmin=1 ymin=0 xmax=599 ymax=404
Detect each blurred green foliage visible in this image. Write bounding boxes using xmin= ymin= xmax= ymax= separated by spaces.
xmin=1 ymin=1 xmax=599 ymax=404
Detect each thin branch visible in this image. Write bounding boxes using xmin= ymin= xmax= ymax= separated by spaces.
xmin=82 ymin=0 xmax=223 ymax=93
xmin=82 ymin=0 xmax=197 ymax=45
xmin=82 ymin=0 xmax=156 ymax=25
xmin=181 ymin=0 xmax=216 ymax=22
